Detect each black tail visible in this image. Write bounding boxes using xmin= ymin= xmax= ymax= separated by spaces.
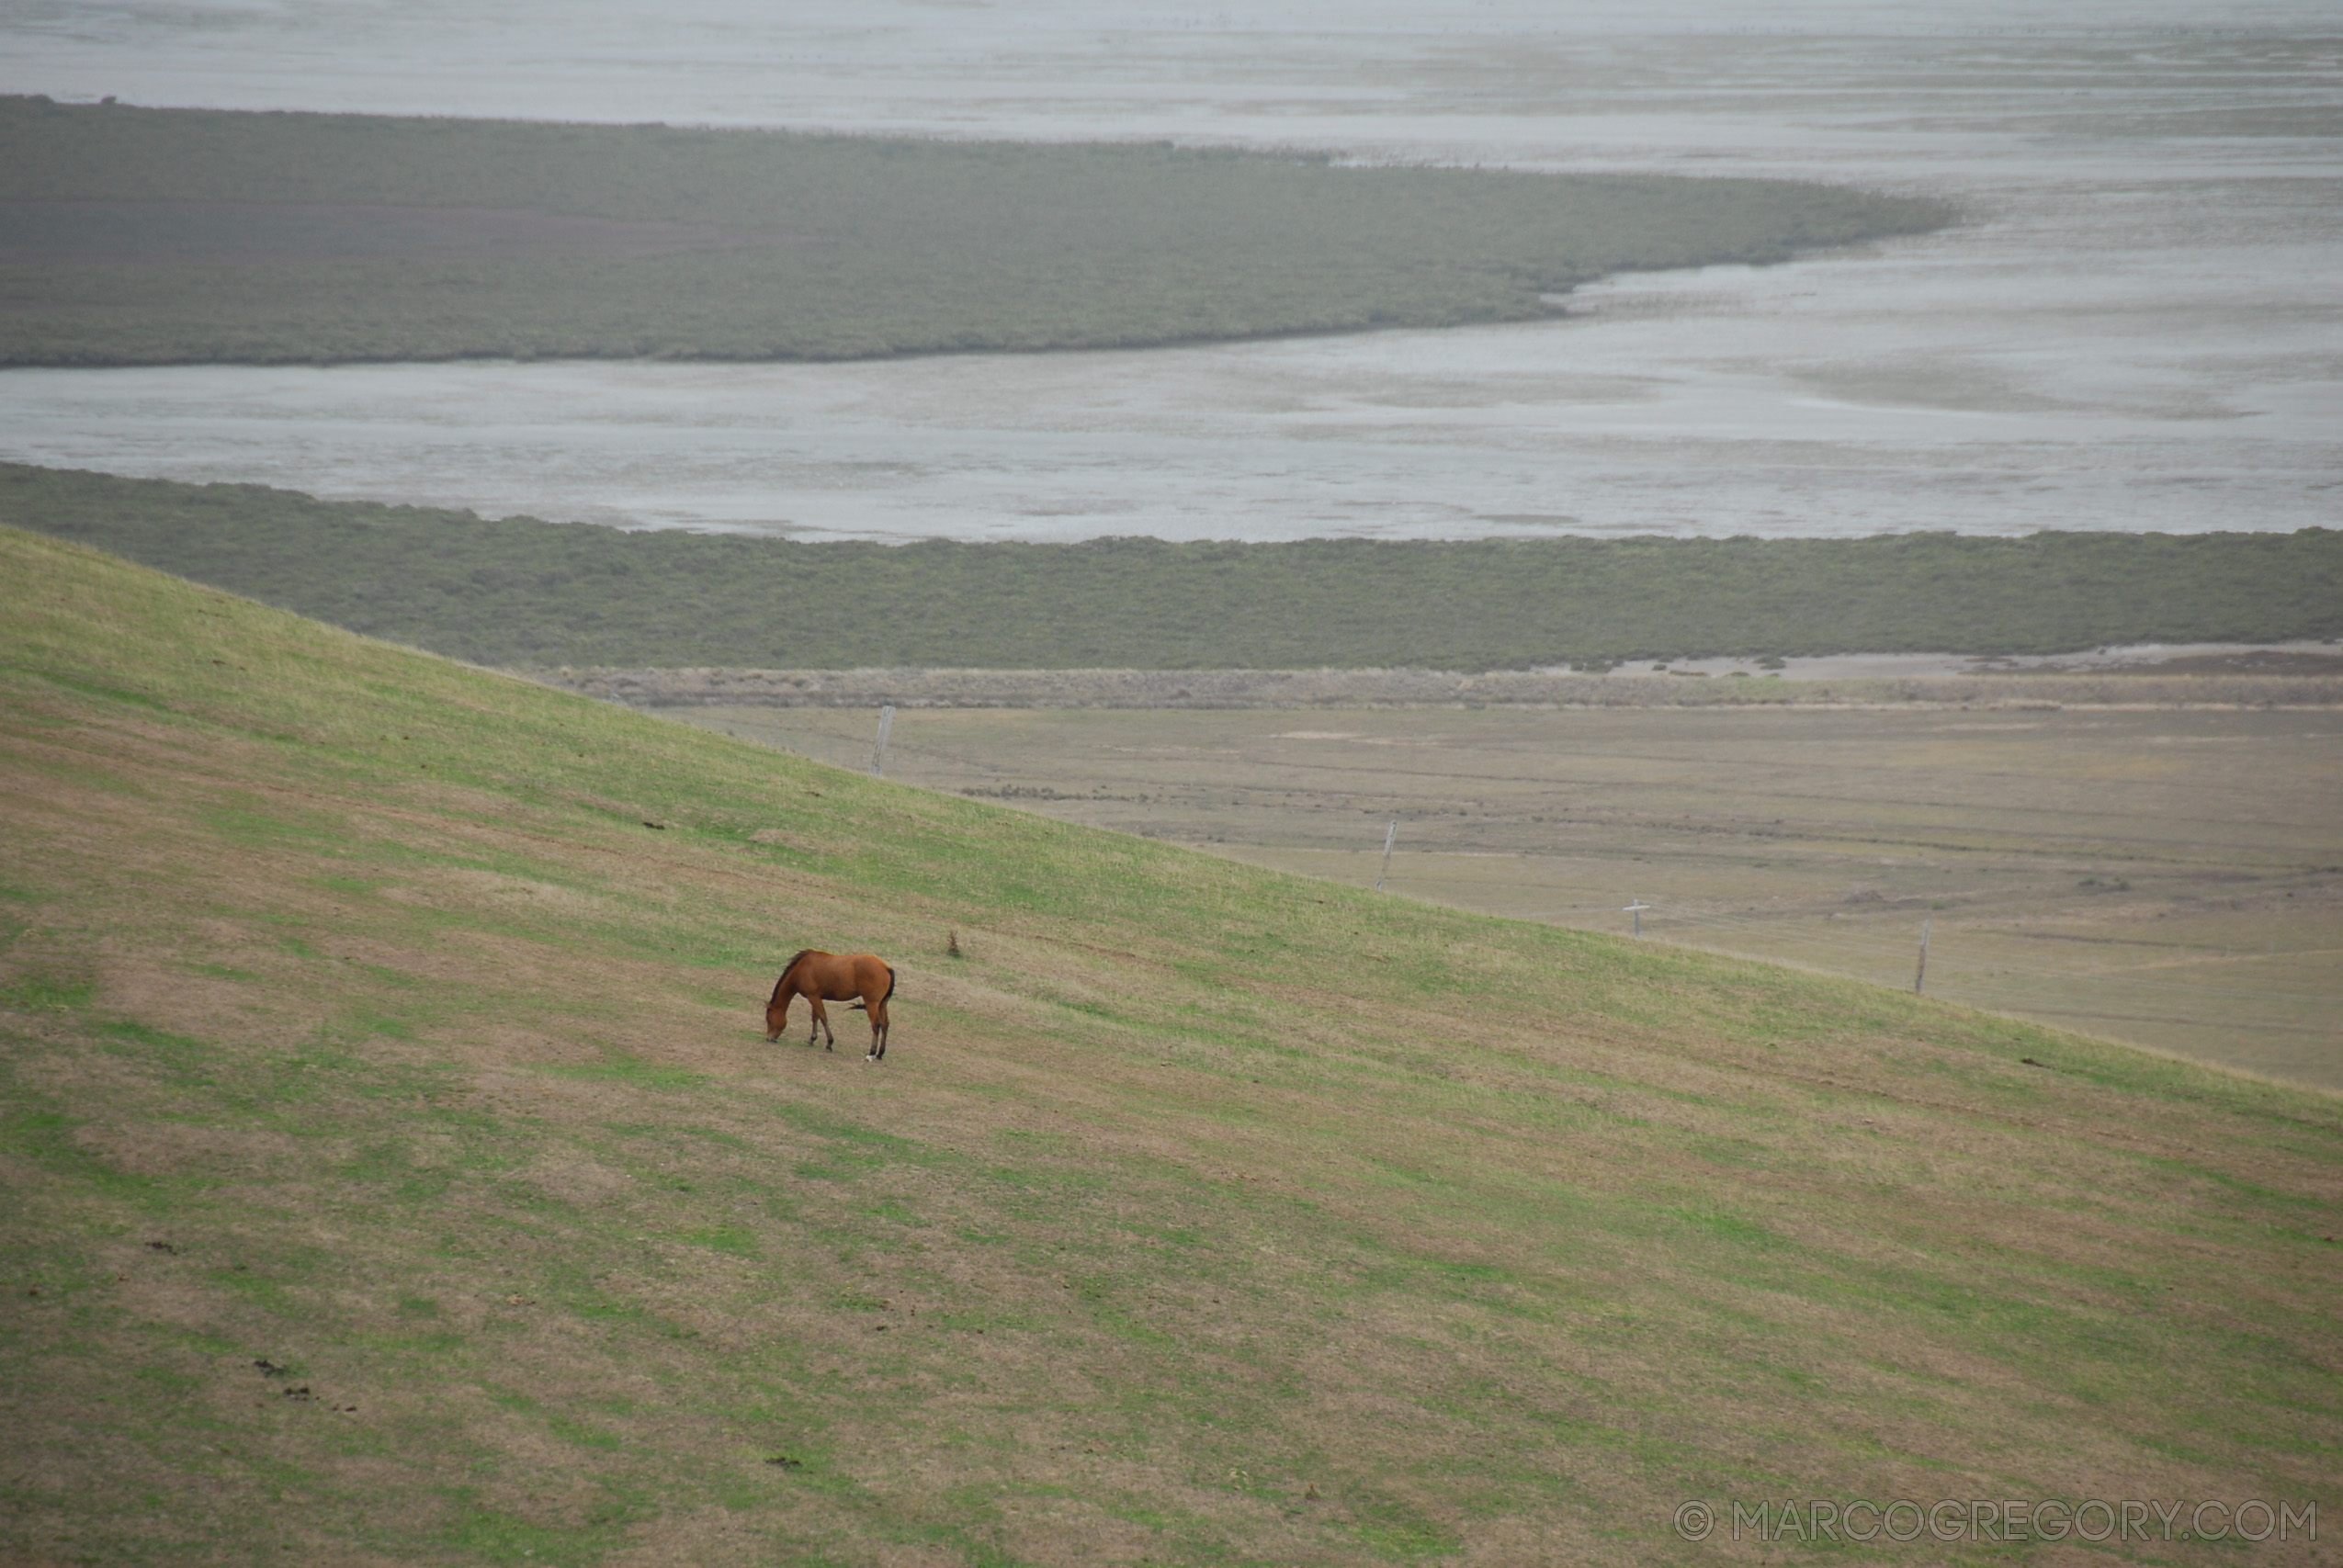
xmin=850 ymin=967 xmax=897 ymax=1012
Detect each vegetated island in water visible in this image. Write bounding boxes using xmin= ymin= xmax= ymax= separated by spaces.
xmin=7 ymin=463 xmax=2338 ymax=672
xmin=0 ymin=96 xmax=1952 ymax=367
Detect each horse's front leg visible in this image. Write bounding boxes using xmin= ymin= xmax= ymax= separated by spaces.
xmin=809 ymin=998 xmax=832 ymax=1050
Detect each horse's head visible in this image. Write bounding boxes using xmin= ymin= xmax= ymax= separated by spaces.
xmin=765 ymin=951 xmax=818 ymax=1040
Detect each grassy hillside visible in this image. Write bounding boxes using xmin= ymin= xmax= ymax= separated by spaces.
xmin=1 ymin=525 xmax=2337 ymax=1565
xmin=9 ymin=463 xmax=2342 ymax=669
xmin=0 ymin=96 xmax=1948 ymax=367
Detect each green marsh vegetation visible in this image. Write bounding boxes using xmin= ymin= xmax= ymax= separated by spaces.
xmin=3 ymin=525 xmax=2339 ymax=1563
xmin=0 ymin=95 xmax=1951 ymax=366
xmin=6 ymin=462 xmax=2339 ymax=670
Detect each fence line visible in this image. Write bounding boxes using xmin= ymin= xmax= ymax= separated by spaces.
xmin=1371 ymin=884 xmax=2333 ymax=1005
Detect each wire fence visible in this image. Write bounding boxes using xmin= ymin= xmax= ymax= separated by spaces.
xmin=1373 ymin=876 xmax=2337 ymax=1041
xmin=675 ymin=711 xmax=2337 ymax=1057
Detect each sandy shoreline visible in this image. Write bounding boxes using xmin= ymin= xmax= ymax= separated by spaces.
xmin=1584 ymin=641 xmax=2343 ymax=681
xmin=527 ymin=647 xmax=2343 ymax=712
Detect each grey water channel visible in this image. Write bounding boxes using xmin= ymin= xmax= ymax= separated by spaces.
xmin=3 ymin=0 xmax=2338 ymax=543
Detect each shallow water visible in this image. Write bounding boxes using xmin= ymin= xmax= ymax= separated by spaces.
xmin=3 ymin=0 xmax=2337 ymax=541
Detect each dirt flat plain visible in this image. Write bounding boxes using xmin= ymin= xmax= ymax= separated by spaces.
xmin=675 ymin=702 xmax=2343 ymax=1093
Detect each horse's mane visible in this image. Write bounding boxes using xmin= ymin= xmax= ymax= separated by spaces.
xmin=768 ymin=949 xmax=819 ymax=1007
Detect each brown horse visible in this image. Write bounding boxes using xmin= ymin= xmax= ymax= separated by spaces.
xmin=766 ymin=950 xmax=897 ymax=1060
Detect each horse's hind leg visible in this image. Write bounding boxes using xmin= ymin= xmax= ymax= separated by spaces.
xmin=866 ymin=1000 xmax=889 ymax=1062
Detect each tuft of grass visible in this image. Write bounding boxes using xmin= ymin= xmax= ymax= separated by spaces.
xmin=0 ymin=522 xmax=2336 ymax=1564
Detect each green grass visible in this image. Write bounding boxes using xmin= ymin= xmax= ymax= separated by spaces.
xmin=0 ymin=524 xmax=2337 ymax=1564
xmin=0 ymin=96 xmax=1949 ymax=367
xmin=9 ymin=463 xmax=2341 ymax=670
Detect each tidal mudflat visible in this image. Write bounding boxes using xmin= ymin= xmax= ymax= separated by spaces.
xmin=2 ymin=0 xmax=2336 ymax=542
